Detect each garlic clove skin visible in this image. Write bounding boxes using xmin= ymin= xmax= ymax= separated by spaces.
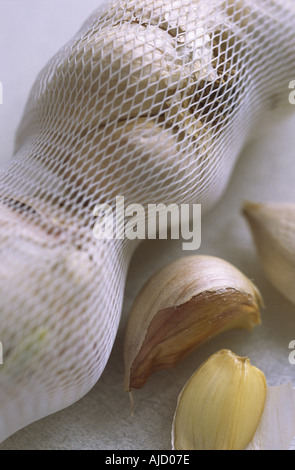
xmin=124 ymin=255 xmax=263 ymax=391
xmin=247 ymin=383 xmax=295 ymax=450
xmin=243 ymin=201 xmax=295 ymax=305
xmin=172 ymin=349 xmax=267 ymax=450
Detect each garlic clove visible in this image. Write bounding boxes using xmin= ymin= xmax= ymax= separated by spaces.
xmin=247 ymin=383 xmax=295 ymax=450
xmin=124 ymin=255 xmax=263 ymax=391
xmin=243 ymin=201 xmax=295 ymax=305
xmin=172 ymin=349 xmax=267 ymax=450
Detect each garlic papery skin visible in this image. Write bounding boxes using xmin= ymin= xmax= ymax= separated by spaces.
xmin=243 ymin=202 xmax=295 ymax=305
xmin=247 ymin=383 xmax=295 ymax=450
xmin=172 ymin=349 xmax=267 ymax=450
xmin=124 ymin=255 xmax=263 ymax=391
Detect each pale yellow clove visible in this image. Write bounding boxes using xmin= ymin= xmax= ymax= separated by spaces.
xmin=124 ymin=255 xmax=263 ymax=391
xmin=243 ymin=201 xmax=295 ymax=305
xmin=172 ymin=349 xmax=267 ymax=450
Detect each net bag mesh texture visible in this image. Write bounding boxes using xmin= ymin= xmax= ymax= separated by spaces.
xmin=0 ymin=0 xmax=295 ymax=442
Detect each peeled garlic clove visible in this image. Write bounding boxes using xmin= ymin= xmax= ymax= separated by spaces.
xmin=124 ymin=255 xmax=263 ymax=391
xmin=172 ymin=349 xmax=267 ymax=450
xmin=243 ymin=202 xmax=295 ymax=305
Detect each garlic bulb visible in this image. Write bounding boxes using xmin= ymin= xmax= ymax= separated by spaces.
xmin=1 ymin=0 xmax=295 ymax=443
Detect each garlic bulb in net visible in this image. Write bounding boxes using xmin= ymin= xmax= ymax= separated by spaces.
xmin=0 ymin=0 xmax=295 ymax=442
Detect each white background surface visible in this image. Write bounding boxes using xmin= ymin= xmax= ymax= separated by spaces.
xmin=0 ymin=0 xmax=295 ymax=450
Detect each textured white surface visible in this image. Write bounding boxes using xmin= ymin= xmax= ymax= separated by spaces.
xmin=0 ymin=0 xmax=295 ymax=450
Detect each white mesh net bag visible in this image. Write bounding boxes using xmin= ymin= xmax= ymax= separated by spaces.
xmin=0 ymin=0 xmax=295 ymax=442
